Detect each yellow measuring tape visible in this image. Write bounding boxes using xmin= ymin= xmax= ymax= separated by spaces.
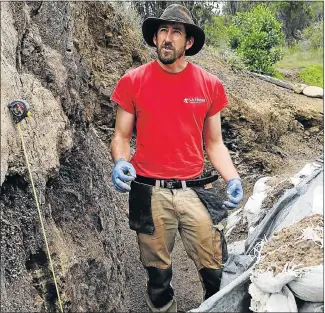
xmin=17 ymin=123 xmax=64 ymax=313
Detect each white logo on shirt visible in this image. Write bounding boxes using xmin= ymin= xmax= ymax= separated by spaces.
xmin=184 ymin=97 xmax=206 ymax=104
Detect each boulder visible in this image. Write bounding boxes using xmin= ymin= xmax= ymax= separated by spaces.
xmin=302 ymin=86 xmax=324 ymax=98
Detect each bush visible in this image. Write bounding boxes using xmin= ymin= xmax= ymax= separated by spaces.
xmin=299 ymin=65 xmax=324 ymax=88
xmin=227 ymin=4 xmax=284 ymax=75
xmin=204 ymin=16 xmax=228 ymax=48
xmin=273 ymin=70 xmax=284 ymax=80
xmin=301 ymin=21 xmax=324 ymax=50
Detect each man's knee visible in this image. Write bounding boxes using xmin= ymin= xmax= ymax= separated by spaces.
xmin=146 ymin=266 xmax=174 ymax=308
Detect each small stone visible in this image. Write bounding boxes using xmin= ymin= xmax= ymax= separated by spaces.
xmin=101 ymin=87 xmax=113 ymax=98
xmin=309 ymin=126 xmax=320 ymax=133
xmin=105 ymin=31 xmax=113 ymax=39
xmin=94 ymin=80 xmax=101 ymax=91
xmin=303 ymin=86 xmax=324 ymax=98
xmin=304 ymin=131 xmax=310 ymax=136
xmin=293 ymin=83 xmax=307 ymax=94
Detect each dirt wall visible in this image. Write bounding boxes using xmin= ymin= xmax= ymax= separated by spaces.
xmin=1 ymin=2 xmax=143 ymax=312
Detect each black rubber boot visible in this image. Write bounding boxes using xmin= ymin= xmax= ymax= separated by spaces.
xmin=199 ymin=268 xmax=223 ymax=300
xmin=146 ymin=266 xmax=174 ymax=308
xmin=145 ymin=293 xmax=177 ymax=313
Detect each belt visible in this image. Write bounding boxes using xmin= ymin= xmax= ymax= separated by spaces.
xmin=134 ymin=174 xmax=219 ymax=189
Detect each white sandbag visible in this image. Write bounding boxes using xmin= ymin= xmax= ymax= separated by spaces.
xmin=249 ymin=283 xmax=298 ymax=312
xmin=225 ymin=208 xmax=243 ymax=237
xmin=265 ymin=286 xmax=298 ymax=312
xmin=288 ymin=265 xmax=324 ymax=302
xmin=299 ymin=301 xmax=324 ymax=312
xmin=246 ymin=169 xmax=323 ymax=255
xmin=266 ymin=294 xmax=292 ymax=312
xmin=249 ymin=283 xmax=270 ymax=312
xmin=290 ymin=162 xmax=322 ymax=186
xmin=243 ymin=177 xmax=271 ymax=228
xmin=251 ymin=270 xmax=297 ymax=294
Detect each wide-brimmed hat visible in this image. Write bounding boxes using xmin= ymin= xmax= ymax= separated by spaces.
xmin=142 ymin=4 xmax=205 ymax=56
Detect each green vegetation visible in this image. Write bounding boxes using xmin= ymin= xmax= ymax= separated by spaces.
xmin=299 ymin=65 xmax=324 ymax=88
xmin=276 ymin=46 xmax=323 ymax=69
xmin=301 ymin=21 xmax=324 ymax=50
xmin=204 ymin=16 xmax=228 ymax=48
xmin=227 ymin=5 xmax=284 ymax=75
xmin=273 ymin=70 xmax=285 ymax=80
xmin=275 ymin=20 xmax=323 ymax=86
xmin=272 ymin=1 xmax=314 ymax=45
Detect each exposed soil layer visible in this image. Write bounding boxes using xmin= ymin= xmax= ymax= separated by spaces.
xmin=254 ymin=214 xmax=323 ymax=275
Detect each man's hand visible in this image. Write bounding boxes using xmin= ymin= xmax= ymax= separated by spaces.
xmin=222 ymin=178 xmax=243 ymax=210
xmin=112 ymin=158 xmax=136 ymax=193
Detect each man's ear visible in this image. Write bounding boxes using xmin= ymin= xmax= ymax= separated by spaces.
xmin=153 ymin=33 xmax=157 ymax=46
xmin=185 ymin=36 xmax=194 ymax=51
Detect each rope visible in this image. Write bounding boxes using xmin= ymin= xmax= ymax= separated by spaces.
xmin=17 ymin=123 xmax=64 ymax=313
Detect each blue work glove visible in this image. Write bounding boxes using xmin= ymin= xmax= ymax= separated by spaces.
xmin=112 ymin=158 xmax=136 ymax=193
xmin=222 ymin=178 xmax=243 ymax=210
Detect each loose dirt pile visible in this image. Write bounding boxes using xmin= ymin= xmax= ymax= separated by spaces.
xmin=254 ymin=214 xmax=323 ymax=275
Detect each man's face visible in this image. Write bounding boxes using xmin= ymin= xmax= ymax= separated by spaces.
xmin=153 ymin=23 xmax=190 ymax=64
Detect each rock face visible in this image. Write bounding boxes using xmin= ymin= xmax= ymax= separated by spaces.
xmin=1 ymin=2 xmax=145 ymax=312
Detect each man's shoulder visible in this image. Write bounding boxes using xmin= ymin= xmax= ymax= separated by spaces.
xmin=189 ymin=62 xmax=223 ymax=85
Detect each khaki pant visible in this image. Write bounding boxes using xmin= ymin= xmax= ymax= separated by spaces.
xmin=137 ymin=186 xmax=224 ymax=271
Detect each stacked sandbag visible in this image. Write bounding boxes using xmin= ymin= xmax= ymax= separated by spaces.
xmin=249 ymin=214 xmax=324 ymax=312
xmin=243 ymin=177 xmax=272 ymax=231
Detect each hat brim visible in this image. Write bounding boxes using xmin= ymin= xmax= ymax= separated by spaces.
xmin=142 ymin=17 xmax=205 ymax=56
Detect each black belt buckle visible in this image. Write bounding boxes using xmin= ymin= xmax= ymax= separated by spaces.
xmin=165 ymin=181 xmax=174 ymax=189
xmin=161 ymin=180 xmax=175 ymax=189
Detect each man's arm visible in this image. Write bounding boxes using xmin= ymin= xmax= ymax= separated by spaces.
xmin=110 ymin=106 xmax=135 ymax=162
xmin=203 ymin=112 xmax=239 ymax=183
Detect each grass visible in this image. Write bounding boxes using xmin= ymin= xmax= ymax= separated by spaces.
xmin=275 ymin=45 xmax=323 ymax=87
xmin=276 ymin=46 xmax=323 ymax=69
xmin=273 ymin=69 xmax=285 ymax=80
xmin=299 ymin=65 xmax=324 ymax=88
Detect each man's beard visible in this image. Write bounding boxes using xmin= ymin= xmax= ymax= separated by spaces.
xmin=157 ymin=42 xmax=186 ymax=65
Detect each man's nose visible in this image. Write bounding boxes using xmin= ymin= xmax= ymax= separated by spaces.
xmin=165 ymin=29 xmax=173 ymax=42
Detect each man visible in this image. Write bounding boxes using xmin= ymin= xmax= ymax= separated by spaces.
xmin=110 ymin=4 xmax=243 ymax=312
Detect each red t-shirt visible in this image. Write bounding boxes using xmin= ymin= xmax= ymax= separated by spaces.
xmin=111 ymin=60 xmax=228 ymax=179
